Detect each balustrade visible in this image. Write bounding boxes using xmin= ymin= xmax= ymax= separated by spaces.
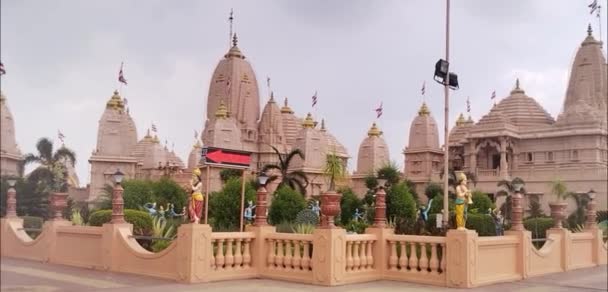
xmin=345 ymin=235 xmax=376 ymax=272
xmin=386 ymin=235 xmax=446 ymax=275
xmin=210 ymin=232 xmax=254 ymax=270
xmin=266 ymin=234 xmax=313 ymax=272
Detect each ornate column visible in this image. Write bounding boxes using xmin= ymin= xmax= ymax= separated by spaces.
xmin=510 ymin=189 xmax=524 ymax=231
xmin=585 ymin=192 xmax=597 ymax=230
xmin=373 ymin=186 xmax=387 ymax=228
xmin=254 ymin=185 xmax=268 ymax=226
xmin=111 ymin=184 xmax=125 ymax=223
xmin=6 ymin=184 xmax=17 ymax=218
xmin=499 ymin=137 xmax=508 ymax=178
xmin=468 ymin=141 xmax=477 ymax=174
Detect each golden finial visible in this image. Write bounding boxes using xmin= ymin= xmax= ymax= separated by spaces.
xmin=106 ymin=90 xmax=125 ymax=110
xmin=153 ymin=135 xmax=160 ymax=143
xmin=194 ymin=139 xmax=202 ymax=148
xmin=302 ymin=113 xmax=315 ymax=128
xmin=456 ymin=113 xmax=466 ymax=126
xmin=144 ymin=129 xmax=153 ymax=140
xmin=215 ymin=100 xmax=228 ymax=118
xmin=281 ymin=97 xmax=294 ymax=113
xmin=418 ymin=102 xmax=430 ymax=116
xmin=367 ymin=122 xmax=382 ymax=137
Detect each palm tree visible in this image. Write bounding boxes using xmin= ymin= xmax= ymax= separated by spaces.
xmin=261 ymin=146 xmax=309 ymax=195
xmin=324 ymin=151 xmax=345 ymax=191
xmin=23 ymin=137 xmax=76 ymax=193
xmin=496 ymin=177 xmax=526 ymax=222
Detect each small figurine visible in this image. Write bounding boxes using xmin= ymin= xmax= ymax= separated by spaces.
xmin=143 ymin=202 xmax=157 ymax=216
xmin=244 ymin=200 xmax=256 ymax=221
xmin=158 ymin=205 xmax=165 ymax=218
xmin=490 ymin=208 xmax=504 ymax=236
xmin=455 ymin=172 xmax=472 ymax=229
xmin=418 ymin=198 xmax=434 ymax=223
xmin=188 ymin=168 xmax=204 ymax=224
xmin=352 ymin=208 xmax=364 ymax=222
xmin=311 ymin=200 xmax=320 ymax=217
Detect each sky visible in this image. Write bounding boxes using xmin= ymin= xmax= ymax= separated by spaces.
xmin=1 ymin=0 xmax=606 ymax=186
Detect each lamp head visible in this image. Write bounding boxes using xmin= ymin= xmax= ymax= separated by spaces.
xmin=434 ymin=59 xmax=449 ymax=79
xmin=113 ymin=169 xmax=125 ymax=184
xmin=513 ymin=182 xmax=524 ymax=193
xmin=257 ymin=173 xmax=269 ymax=187
xmin=7 ymin=178 xmax=17 ymax=187
xmin=377 ymin=177 xmax=388 ymax=189
xmin=588 ymin=189 xmax=596 ymax=200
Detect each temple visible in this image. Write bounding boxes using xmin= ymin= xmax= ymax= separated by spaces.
xmin=0 ymin=91 xmax=23 ymax=176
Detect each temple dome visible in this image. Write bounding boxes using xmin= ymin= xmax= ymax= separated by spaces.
xmin=319 ymin=119 xmax=349 ymax=158
xmin=407 ymin=102 xmax=440 ymax=150
xmin=94 ymin=90 xmax=138 ymax=157
xmin=355 ymin=122 xmax=390 ymax=175
xmin=0 ymin=91 xmax=23 ymax=176
xmin=557 ymin=25 xmax=608 ymax=127
xmin=475 ymin=80 xmax=554 ymax=131
xmin=202 ymin=101 xmax=243 ymax=150
xmin=449 ymin=113 xmax=474 ymax=146
xmin=280 ymin=98 xmax=302 ymax=147
xmin=290 ymin=113 xmax=327 ymax=171
xmin=258 ymin=95 xmax=286 ymax=152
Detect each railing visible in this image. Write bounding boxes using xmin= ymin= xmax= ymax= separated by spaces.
xmin=477 ymin=168 xmax=499 ymax=177
xmin=345 ymin=234 xmax=376 ymax=272
xmin=210 ymin=232 xmax=255 ymax=270
xmin=266 ymin=233 xmax=313 ymax=272
xmin=386 ymin=235 xmax=446 ymax=276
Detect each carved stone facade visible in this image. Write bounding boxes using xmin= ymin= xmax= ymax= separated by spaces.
xmin=0 ymin=91 xmax=23 ymax=177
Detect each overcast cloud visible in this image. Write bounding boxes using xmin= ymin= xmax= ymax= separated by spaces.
xmin=1 ymin=0 xmax=606 ymax=185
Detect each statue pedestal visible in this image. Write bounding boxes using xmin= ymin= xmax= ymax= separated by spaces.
xmin=446 ymin=229 xmax=478 ymax=288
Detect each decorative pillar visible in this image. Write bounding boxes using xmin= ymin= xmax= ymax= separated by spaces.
xmin=111 ymin=184 xmax=125 ymax=224
xmin=51 ymin=193 xmax=69 ymax=220
xmin=499 ymin=138 xmax=508 ymax=178
xmin=6 ymin=186 xmax=17 ymax=218
xmin=469 ymin=141 xmax=477 ymax=174
xmin=585 ymin=195 xmax=597 ymax=230
xmin=373 ymin=187 xmax=387 ymax=228
xmin=254 ymin=185 xmax=268 ymax=226
xmin=510 ymin=190 xmax=524 ymax=231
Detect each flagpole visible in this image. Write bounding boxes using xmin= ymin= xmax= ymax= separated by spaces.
xmin=598 ymin=6 xmax=603 ymax=46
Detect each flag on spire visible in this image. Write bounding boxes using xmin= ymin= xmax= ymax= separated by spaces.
xmin=118 ymin=62 xmax=127 ymax=85
xmin=0 ymin=62 xmax=5 ymax=75
xmin=421 ymin=81 xmax=426 ymax=96
xmin=266 ymin=76 xmax=270 ymax=88
xmin=194 ymin=129 xmax=198 ymax=139
xmin=151 ymin=123 xmax=158 ymax=132
xmin=375 ymin=102 xmax=383 ymax=119
xmin=58 ymin=130 xmax=66 ymax=143
xmin=312 ymin=91 xmax=318 ymax=107
xmin=466 ymin=97 xmax=471 ymax=113
xmin=491 ymin=90 xmax=496 ymax=100
xmin=589 ymin=0 xmax=599 ymax=14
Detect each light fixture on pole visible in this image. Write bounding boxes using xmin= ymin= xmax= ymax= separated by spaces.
xmin=6 ymin=177 xmax=18 ymax=218
xmin=373 ymin=176 xmax=388 ymax=228
xmin=7 ymin=178 xmax=17 ymax=187
xmin=254 ymin=172 xmax=270 ymax=226
xmin=112 ymin=169 xmax=125 ymax=223
xmin=586 ymin=189 xmax=598 ymax=230
xmin=113 ymin=169 xmax=125 ymax=185
xmin=587 ymin=189 xmax=596 ymax=200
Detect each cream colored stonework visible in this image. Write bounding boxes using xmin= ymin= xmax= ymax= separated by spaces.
xmin=0 ymin=91 xmax=23 ymax=177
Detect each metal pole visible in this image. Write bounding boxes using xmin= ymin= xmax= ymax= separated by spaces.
xmin=204 ymin=165 xmax=210 ymax=224
xmin=239 ymin=169 xmax=246 ymax=232
xmin=442 ymin=0 xmax=451 ymax=229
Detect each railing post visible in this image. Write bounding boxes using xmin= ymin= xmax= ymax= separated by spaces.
xmin=584 ymin=194 xmax=603 ymax=265
xmin=365 ymin=227 xmax=393 ymax=277
xmin=254 ymin=185 xmax=269 ymax=226
xmin=175 ymin=224 xmax=213 ymax=283
xmin=505 ymin=229 xmax=532 ymax=279
xmin=547 ymin=228 xmax=572 ymax=271
xmin=6 ymin=184 xmax=17 ymax=218
xmin=446 ymin=229 xmax=477 ymax=288
xmin=246 ymin=225 xmax=276 ymax=276
xmin=312 ymin=228 xmax=347 ymax=285
xmin=111 ymin=183 xmax=125 ymax=224
xmin=373 ymin=187 xmax=387 ymax=228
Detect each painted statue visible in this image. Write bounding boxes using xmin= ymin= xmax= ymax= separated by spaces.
xmin=455 ymin=172 xmax=472 ymax=229
xmin=352 ymin=208 xmax=364 ymax=222
xmin=167 ymin=203 xmax=185 ymax=219
xmin=418 ymin=198 xmax=434 ymax=223
xmin=311 ymin=200 xmax=320 ymax=217
xmin=244 ymin=200 xmax=256 ymax=221
xmin=158 ymin=205 xmax=165 ymax=218
xmin=188 ymin=168 xmax=204 ymax=223
xmin=143 ymin=202 xmax=157 ymax=216
xmin=490 ymin=208 xmax=504 ymax=236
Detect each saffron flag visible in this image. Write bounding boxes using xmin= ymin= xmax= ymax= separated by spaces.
xmin=491 ymin=90 xmax=496 ymax=100
xmin=589 ymin=0 xmax=599 ymax=14
xmin=375 ymin=102 xmax=383 ymax=118
xmin=58 ymin=130 xmax=66 ymax=143
xmin=466 ymin=97 xmax=471 ymax=113
xmin=312 ymin=91 xmax=318 ymax=107
xmin=0 ymin=62 xmax=5 ymax=75
xmin=421 ymin=81 xmax=426 ymax=96
xmin=118 ymin=62 xmax=128 ymax=85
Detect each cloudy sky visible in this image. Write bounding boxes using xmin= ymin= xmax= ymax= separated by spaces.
xmin=1 ymin=0 xmax=606 ymax=185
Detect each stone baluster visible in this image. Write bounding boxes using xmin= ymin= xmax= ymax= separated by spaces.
xmin=276 ymin=239 xmax=284 ymax=269
xmin=398 ymin=241 xmax=407 ymax=270
xmin=267 ymin=239 xmax=276 ymax=268
xmin=388 ymin=240 xmax=398 ymax=271
xmin=366 ymin=241 xmax=373 ymax=269
xmin=440 ymin=243 xmax=447 ymax=273
xmin=353 ymin=241 xmax=361 ymax=270
xmin=408 ymin=242 xmax=418 ymax=272
xmin=346 ymin=241 xmax=354 ymax=271
xmin=511 ymin=190 xmax=524 ymax=231
xmin=243 ymin=239 xmax=251 ymax=268
xmin=419 ymin=243 xmax=428 ymax=273
xmin=284 ymin=240 xmax=293 ymax=269
xmin=225 ymin=239 xmax=235 ymax=268
xmin=302 ymin=242 xmax=311 ymax=270
xmin=234 ymin=239 xmax=243 ymax=268
xmin=429 ymin=243 xmax=439 ymax=274
xmin=215 ymin=239 xmax=225 ymax=269
xmin=585 ymin=193 xmax=597 ymax=230
xmin=359 ymin=241 xmax=367 ymax=269
xmin=210 ymin=241 xmax=216 ymax=269
xmin=293 ymin=240 xmax=302 ymax=269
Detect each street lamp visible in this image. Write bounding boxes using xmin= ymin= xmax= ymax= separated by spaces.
xmin=257 ymin=173 xmax=270 ymax=187
xmin=586 ymin=189 xmax=597 ymax=229
xmin=112 ymin=169 xmax=125 ymax=223
xmin=113 ymin=169 xmax=125 ymax=185
xmin=254 ymin=172 xmax=270 ymax=226
xmin=587 ymin=189 xmax=596 ymax=200
xmin=6 ymin=177 xmax=18 ymax=218
xmin=373 ymin=176 xmax=388 ymax=228
xmin=7 ymin=178 xmax=17 ymax=187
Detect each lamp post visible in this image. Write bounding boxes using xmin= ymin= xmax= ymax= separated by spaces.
xmin=111 ymin=169 xmax=125 ymax=224
xmin=254 ymin=173 xmax=269 ymax=226
xmin=510 ymin=182 xmax=524 ymax=231
xmin=373 ymin=178 xmax=388 ymax=228
xmin=585 ymin=189 xmax=597 ymax=230
xmin=6 ymin=178 xmax=17 ymax=218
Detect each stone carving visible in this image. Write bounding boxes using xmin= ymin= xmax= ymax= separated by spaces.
xmin=455 ymin=172 xmax=472 ymax=229
xmin=244 ymin=200 xmax=256 ymax=221
xmin=189 ymin=168 xmax=204 ymax=224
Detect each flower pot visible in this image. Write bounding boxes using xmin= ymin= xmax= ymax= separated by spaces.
xmin=51 ymin=192 xmax=69 ymax=220
xmin=320 ymin=191 xmax=342 ymax=228
xmin=549 ymin=202 xmax=567 ymax=228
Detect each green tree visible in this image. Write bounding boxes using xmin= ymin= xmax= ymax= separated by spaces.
xmin=339 ymin=187 xmax=363 ymax=225
xmin=122 ymin=179 xmax=155 ymax=210
xmin=377 ymin=162 xmax=400 ymax=188
xmin=209 ymin=177 xmax=256 ymax=231
xmin=386 ymin=182 xmax=417 ymax=233
xmin=469 ymin=191 xmax=495 ymax=214
xmin=527 ymin=199 xmax=545 ymax=218
xmin=1 ymin=176 xmax=49 ymax=218
xmin=268 ymin=185 xmax=307 ymax=225
xmin=23 ymin=137 xmax=76 ymax=193
xmin=152 ymin=177 xmax=188 ymax=212
xmin=262 ymin=146 xmax=309 ymax=195
xmin=424 ymin=182 xmax=443 ymax=201
xmin=220 ymin=169 xmax=242 ymax=183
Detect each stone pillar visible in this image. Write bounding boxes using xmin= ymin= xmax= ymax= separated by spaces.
xmin=50 ymin=193 xmax=69 ymax=220
xmin=112 ymin=184 xmax=125 ymax=224
xmin=505 ymin=229 xmax=532 ymax=279
xmin=312 ymin=228 xmax=347 ymax=286
xmin=547 ymin=228 xmax=572 ymax=271
xmin=585 ymin=196 xmax=597 ymax=230
xmin=499 ymin=138 xmax=508 ymax=178
xmin=373 ymin=187 xmax=387 ymax=228
xmin=6 ymin=186 xmax=17 ymax=218
xmin=446 ymin=229 xmax=478 ymax=288
xmin=469 ymin=142 xmax=477 ymax=174
xmin=365 ymin=227 xmax=394 ymax=275
xmin=175 ymin=224 xmax=213 ymax=283
xmin=246 ymin=225 xmax=276 ymax=276
xmin=510 ymin=191 xmax=524 ymax=231
xmin=254 ymin=185 xmax=269 ymax=226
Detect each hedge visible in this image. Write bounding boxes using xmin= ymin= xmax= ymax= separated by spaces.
xmin=89 ymin=209 xmax=153 ymax=235
xmin=465 ymin=213 xmax=496 ymax=236
xmin=22 ymin=216 xmax=44 ymax=229
xmin=269 ymin=186 xmax=307 ymax=225
xmin=524 ymin=217 xmax=554 ymax=239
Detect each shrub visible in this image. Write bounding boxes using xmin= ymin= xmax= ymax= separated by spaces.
xmin=209 ymin=178 xmax=256 ymax=231
xmin=275 ymin=221 xmax=295 ymax=233
xmin=220 ymin=169 xmax=242 ymax=183
xmin=152 ymin=178 xmax=188 ymax=212
xmin=527 ymin=200 xmax=545 ymax=218
xmin=364 ymin=175 xmax=378 ymax=190
xmin=122 ymin=180 xmax=155 ymax=210
xmin=151 ymin=240 xmax=172 ymax=252
xmin=597 ymin=210 xmax=608 ymax=223
xmin=386 ymin=182 xmax=416 ymax=234
xmin=22 ymin=216 xmax=43 ymax=229
xmin=469 ymin=191 xmax=495 ymax=214
xmin=294 ymin=209 xmax=319 ymax=226
xmin=377 ymin=163 xmax=400 ymax=187
xmin=88 ymin=209 xmax=153 ymax=235
xmin=424 ymin=182 xmax=443 ymax=201
xmin=428 ymin=194 xmax=455 ymax=215
xmin=465 ymin=213 xmax=496 ymax=236
xmin=269 ymin=186 xmax=307 ymax=225
xmin=71 ymin=209 xmax=84 ymax=226
xmin=524 ymin=217 xmax=555 ymax=239
xmin=345 ymin=220 xmax=369 ymax=234
xmin=292 ymin=223 xmax=315 ymax=234
xmin=339 ymin=188 xmax=363 ymax=225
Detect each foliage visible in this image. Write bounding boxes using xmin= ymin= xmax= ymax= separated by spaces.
xmin=469 ymin=191 xmax=495 ymax=214
xmin=152 ymin=177 xmax=188 ymax=212
xmin=209 ymin=177 xmax=256 ymax=231
xmin=294 ymin=209 xmax=319 ymax=226
xmin=22 ymin=216 xmax=44 ymax=229
xmin=324 ymin=151 xmax=346 ymax=191
xmin=1 ymin=176 xmax=49 ymax=219
xmin=261 ymin=146 xmax=309 ymax=195
xmin=269 ymin=185 xmax=307 ymax=225
xmin=151 ymin=240 xmax=172 ymax=253
xmin=88 ymin=209 xmax=153 ymax=235
xmin=22 ymin=137 xmax=76 ymax=193
xmin=403 ymin=178 xmax=419 ymax=204
xmin=386 ymin=182 xmax=417 ymax=234
xmin=152 ymin=216 xmax=176 ymax=239
xmin=597 ymin=210 xmax=608 ymax=223
xmin=386 ymin=216 xmax=398 ymax=229
xmin=345 ymin=220 xmax=369 ymax=234
xmin=292 ymin=223 xmax=316 ymax=234
xmin=377 ymin=162 xmax=400 ymax=187
xmin=497 ymin=177 xmax=526 ymax=194
xmin=121 ymin=180 xmax=155 ymax=210
xmin=527 ymin=199 xmax=545 ymax=218
xmin=566 ymin=193 xmax=588 ymax=230
xmin=465 ymin=214 xmax=496 ymax=236
xmin=425 ymin=214 xmax=447 ymax=236
xmin=425 ymin=182 xmax=443 ymax=201
xmin=275 ymin=221 xmax=295 ymax=233
xmin=71 ymin=209 xmax=85 ymax=226
xmin=524 ymin=217 xmax=555 ymax=239
xmin=219 ymin=169 xmax=242 ymax=183
xmin=428 ymin=194 xmax=455 ymax=215
xmin=364 ymin=175 xmax=378 ymax=190
xmin=339 ymin=188 xmax=363 ymax=225
xmin=550 ymin=179 xmax=569 ymax=201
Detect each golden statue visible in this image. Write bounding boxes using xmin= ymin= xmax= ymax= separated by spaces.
xmin=188 ymin=168 xmax=204 ymax=223
xmin=455 ymin=172 xmax=473 ymax=229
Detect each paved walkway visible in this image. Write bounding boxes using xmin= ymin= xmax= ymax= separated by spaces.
xmin=1 ymin=257 xmax=606 ymax=291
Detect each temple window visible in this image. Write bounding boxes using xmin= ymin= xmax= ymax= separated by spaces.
xmin=546 ymin=152 xmax=554 ymax=162
xmin=526 ymin=152 xmax=533 ymax=162
xmin=571 ymin=150 xmax=579 ymax=160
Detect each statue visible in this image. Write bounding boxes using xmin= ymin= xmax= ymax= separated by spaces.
xmin=455 ymin=172 xmax=472 ymax=229
xmin=418 ymin=198 xmax=434 ymax=223
xmin=143 ymin=202 xmax=157 ymax=216
xmin=167 ymin=203 xmax=185 ymax=219
xmin=188 ymin=168 xmax=204 ymax=224
xmin=311 ymin=200 xmax=320 ymax=217
xmin=352 ymin=208 xmax=364 ymax=222
xmin=244 ymin=200 xmax=256 ymax=222
xmin=490 ymin=208 xmax=504 ymax=236
xmin=158 ymin=205 xmax=166 ymax=218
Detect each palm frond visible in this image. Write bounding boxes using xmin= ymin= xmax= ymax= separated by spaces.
xmin=287 ymin=170 xmax=309 ymax=186
xmin=284 ymin=148 xmax=305 ymax=168
xmin=35 ymin=138 xmax=54 ymax=164
xmin=22 ymin=153 xmax=42 ymax=166
xmin=266 ymin=175 xmax=280 ymax=184
xmin=270 ymin=145 xmax=286 ymax=170
xmin=261 ymin=164 xmax=281 ymax=173
xmin=54 ymin=147 xmax=77 ymax=167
